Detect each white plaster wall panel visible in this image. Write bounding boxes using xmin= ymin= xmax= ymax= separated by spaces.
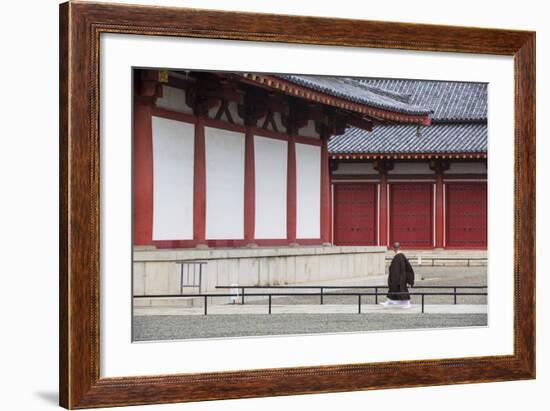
xmin=388 ymin=161 xmax=433 ymax=174
xmin=227 ymin=101 xmax=244 ymax=125
xmin=208 ymin=101 xmax=221 ymax=119
xmin=272 ymin=112 xmax=285 ymax=133
xmin=156 ymin=86 xmax=193 ymax=114
xmin=332 ymin=162 xmax=378 ymax=175
xmin=205 ymin=127 xmax=245 ymax=239
xmin=295 ymin=143 xmax=321 ymax=238
xmin=254 ymin=136 xmax=288 ymax=239
xmin=447 ymin=161 xmax=487 ymax=174
xmin=298 ymin=119 xmax=320 ymax=138
xmin=151 ymin=116 xmax=194 ymax=240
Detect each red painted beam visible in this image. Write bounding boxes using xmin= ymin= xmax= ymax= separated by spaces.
xmin=244 ymin=127 xmax=256 ymax=245
xmin=435 ymin=169 xmax=445 ymax=248
xmin=287 ymin=135 xmax=297 ymax=244
xmin=193 ymin=115 xmax=207 ymax=244
xmin=133 ymin=101 xmax=153 ymax=245
xmin=378 ymin=169 xmax=388 ymax=247
xmin=320 ymin=138 xmax=331 ymax=244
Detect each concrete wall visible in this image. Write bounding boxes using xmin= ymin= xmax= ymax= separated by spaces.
xmin=133 ymin=246 xmax=386 ymax=305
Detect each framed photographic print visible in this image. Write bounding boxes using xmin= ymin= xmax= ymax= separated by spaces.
xmin=59 ymin=1 xmax=535 ymax=408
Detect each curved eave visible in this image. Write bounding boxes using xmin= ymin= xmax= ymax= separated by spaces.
xmin=330 ymin=152 xmax=487 ymax=160
xmin=241 ymin=73 xmax=432 ymax=126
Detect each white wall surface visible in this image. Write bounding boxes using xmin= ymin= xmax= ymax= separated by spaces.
xmin=295 ymin=143 xmax=321 ymax=238
xmin=388 ymin=161 xmax=433 ymax=174
xmin=299 ymin=119 xmax=320 ymax=138
xmin=1 ymin=1 xmax=547 ymax=411
xmin=332 ymin=162 xmax=378 ymax=175
xmin=205 ymin=127 xmax=245 ymax=239
xmin=254 ymin=136 xmax=288 ymax=238
xmin=447 ymin=161 xmax=488 ymax=174
xmin=151 ymin=116 xmax=194 ymax=240
xmin=227 ymin=100 xmax=244 ymax=125
xmin=155 ymin=85 xmax=194 ymax=114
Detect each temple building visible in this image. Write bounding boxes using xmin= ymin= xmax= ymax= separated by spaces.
xmin=132 ymin=70 xmax=486 ymax=298
xmin=329 ymin=79 xmax=487 ymax=249
xmin=133 ymin=70 xmax=432 ymax=250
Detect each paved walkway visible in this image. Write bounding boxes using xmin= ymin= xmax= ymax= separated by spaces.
xmin=134 ymin=303 xmax=486 ymax=316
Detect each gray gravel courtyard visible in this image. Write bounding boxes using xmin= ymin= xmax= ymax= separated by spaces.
xmin=133 ymin=312 xmax=487 ymax=341
xmin=133 ymin=266 xmax=487 ymax=342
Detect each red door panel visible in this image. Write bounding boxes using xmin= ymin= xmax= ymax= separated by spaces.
xmin=333 ymin=183 xmax=377 ymax=246
xmin=445 ymin=183 xmax=487 ymax=248
xmin=390 ymin=183 xmax=433 ymax=248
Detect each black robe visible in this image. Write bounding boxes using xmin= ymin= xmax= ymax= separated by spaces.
xmin=387 ymin=253 xmax=415 ymax=300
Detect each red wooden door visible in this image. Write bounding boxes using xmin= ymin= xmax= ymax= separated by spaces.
xmin=445 ymin=182 xmax=487 ymax=248
xmin=390 ymin=183 xmax=433 ymax=248
xmin=333 ymin=183 xmax=377 ymax=246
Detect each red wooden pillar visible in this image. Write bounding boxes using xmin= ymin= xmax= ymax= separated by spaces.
xmin=244 ymin=127 xmax=256 ymax=245
xmin=193 ymin=115 xmax=207 ymax=246
xmin=287 ymin=135 xmax=297 ymax=244
xmin=320 ymin=137 xmax=331 ymax=244
xmin=378 ymin=168 xmax=388 ymax=247
xmin=435 ymin=168 xmax=445 ymax=248
xmin=133 ymin=101 xmax=153 ymax=246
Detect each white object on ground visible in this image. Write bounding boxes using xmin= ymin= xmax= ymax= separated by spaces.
xmin=229 ymin=284 xmax=240 ymax=304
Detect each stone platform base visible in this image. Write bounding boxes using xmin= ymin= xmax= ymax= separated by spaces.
xmin=133 ymin=245 xmax=386 ymax=306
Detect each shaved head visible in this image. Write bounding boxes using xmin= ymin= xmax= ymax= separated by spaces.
xmin=393 ymin=242 xmax=401 ymax=251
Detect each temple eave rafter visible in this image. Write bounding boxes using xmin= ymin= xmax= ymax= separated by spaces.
xmin=240 ymin=73 xmax=431 ymax=126
xmin=330 ymin=152 xmax=487 ymax=160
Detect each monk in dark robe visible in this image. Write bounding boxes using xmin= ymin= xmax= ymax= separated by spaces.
xmin=380 ymin=242 xmax=415 ymax=307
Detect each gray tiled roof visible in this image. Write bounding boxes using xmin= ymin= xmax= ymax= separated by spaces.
xmin=358 ymin=79 xmax=487 ymax=121
xmin=329 ymin=123 xmax=487 ymax=154
xmin=328 ymin=78 xmax=488 ymax=154
xmin=277 ymin=75 xmax=432 ymax=116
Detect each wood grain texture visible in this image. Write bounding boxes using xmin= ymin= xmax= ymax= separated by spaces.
xmin=59 ymin=1 xmax=536 ymax=408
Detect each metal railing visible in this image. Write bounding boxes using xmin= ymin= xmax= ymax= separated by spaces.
xmin=134 ymin=288 xmax=487 ymax=315
xmin=215 ymin=284 xmax=487 ymax=306
xmin=176 ymin=260 xmax=207 ymax=294
xmin=385 ymin=256 xmax=487 ymax=267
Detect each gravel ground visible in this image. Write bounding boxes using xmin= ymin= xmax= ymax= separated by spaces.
xmin=133 ymin=313 xmax=488 ymax=341
xmin=245 ymin=266 xmax=487 ymax=306
xmin=133 ymin=266 xmax=487 ymax=341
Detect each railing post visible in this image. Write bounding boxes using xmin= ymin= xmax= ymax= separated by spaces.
xmin=241 ymin=287 xmax=245 ymax=305
xmin=422 ymin=294 xmax=430 ymax=314
xmin=268 ymin=295 xmax=272 ymax=315
xmin=320 ymin=287 xmax=324 ymax=305
xmin=180 ymin=263 xmax=184 ymax=295
xmin=454 ymin=287 xmax=457 ymax=305
xmin=204 ymin=295 xmax=208 ymax=316
xmin=358 ymin=294 xmax=362 ymax=314
xmin=375 ymin=287 xmax=378 ymax=304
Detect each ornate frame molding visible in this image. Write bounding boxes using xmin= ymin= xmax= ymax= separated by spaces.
xmin=59 ymin=1 xmax=535 ymax=408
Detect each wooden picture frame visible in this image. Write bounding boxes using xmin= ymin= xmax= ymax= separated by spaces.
xmin=59 ymin=1 xmax=535 ymax=408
